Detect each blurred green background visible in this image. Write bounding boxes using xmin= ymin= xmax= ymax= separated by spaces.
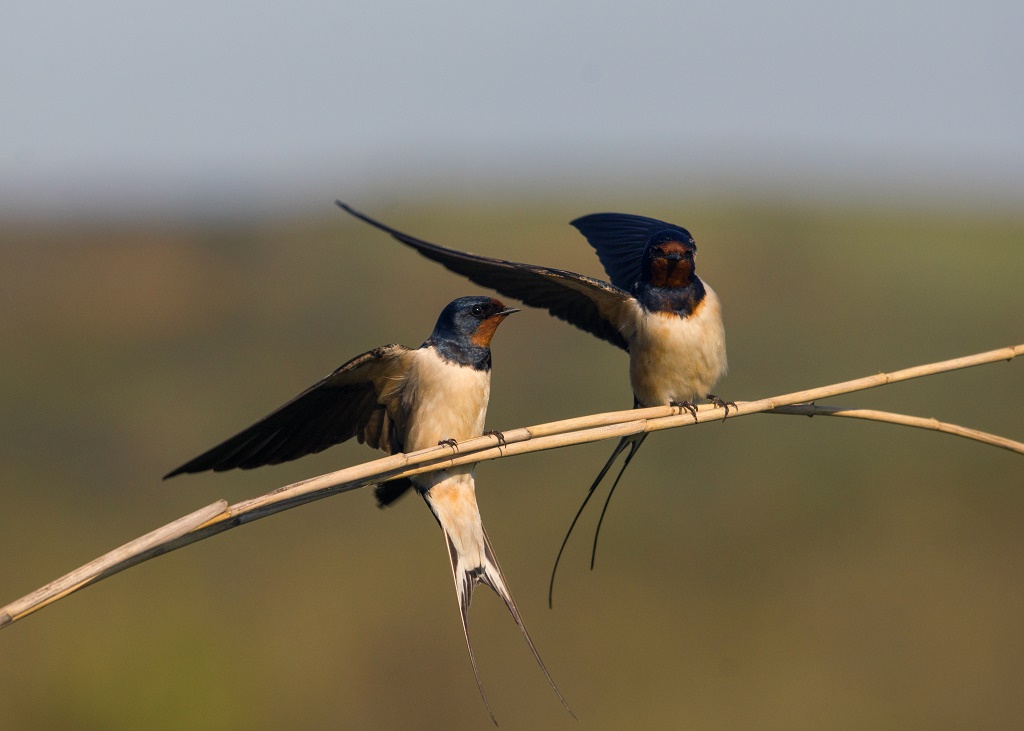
xmin=1 ymin=197 xmax=1022 ymax=729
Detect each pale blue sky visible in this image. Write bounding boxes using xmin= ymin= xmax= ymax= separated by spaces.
xmin=2 ymin=1 xmax=1021 ymax=214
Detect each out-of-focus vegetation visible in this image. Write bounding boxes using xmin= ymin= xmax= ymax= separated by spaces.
xmin=1 ymin=196 xmax=1022 ymax=729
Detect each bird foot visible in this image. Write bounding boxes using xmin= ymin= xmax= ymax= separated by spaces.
xmin=483 ymin=430 xmax=507 ymax=447
xmin=670 ymin=400 xmax=699 ymax=422
xmin=437 ymin=438 xmax=460 ymax=452
xmin=706 ymin=394 xmax=737 ymax=420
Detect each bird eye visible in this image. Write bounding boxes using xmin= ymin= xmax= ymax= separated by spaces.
xmin=471 ymin=304 xmax=484 ymax=316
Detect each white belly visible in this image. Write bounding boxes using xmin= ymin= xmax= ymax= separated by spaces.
xmin=401 ymin=347 xmax=491 ymax=454
xmin=627 ymin=284 xmax=728 ymax=406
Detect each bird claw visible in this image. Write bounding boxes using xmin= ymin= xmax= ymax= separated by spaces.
xmin=483 ymin=430 xmax=507 ymax=447
xmin=706 ymin=394 xmax=736 ymax=420
xmin=438 ymin=438 xmax=460 ymax=452
xmin=670 ymin=400 xmax=699 ymax=422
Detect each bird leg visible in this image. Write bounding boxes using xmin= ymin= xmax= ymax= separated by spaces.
xmin=706 ymin=393 xmax=737 ymax=420
xmin=483 ymin=430 xmax=507 ymax=447
xmin=670 ymin=400 xmax=699 ymax=422
xmin=438 ymin=438 xmax=460 ymax=452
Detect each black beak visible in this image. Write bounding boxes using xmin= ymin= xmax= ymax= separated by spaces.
xmin=498 ymin=306 xmax=521 ymax=316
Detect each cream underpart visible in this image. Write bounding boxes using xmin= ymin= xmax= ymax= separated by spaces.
xmin=626 ymin=284 xmax=728 ymax=407
xmin=401 ymin=347 xmax=491 ymax=567
xmin=401 ymin=347 xmax=491 ymax=452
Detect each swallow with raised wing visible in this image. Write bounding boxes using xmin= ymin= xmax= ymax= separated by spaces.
xmin=165 ymin=296 xmax=573 ymax=723
xmin=335 ymin=203 xmax=728 ymax=605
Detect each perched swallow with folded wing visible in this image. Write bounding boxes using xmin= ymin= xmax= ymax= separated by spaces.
xmin=165 ymin=296 xmax=573 ymax=723
xmin=335 ymin=203 xmax=728 ymax=605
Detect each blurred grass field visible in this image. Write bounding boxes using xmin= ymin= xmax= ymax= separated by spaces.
xmin=1 ymin=196 xmax=1022 ymax=729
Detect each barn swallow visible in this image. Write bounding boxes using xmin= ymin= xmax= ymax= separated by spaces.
xmin=335 ymin=203 xmax=728 ymax=605
xmin=165 ymin=296 xmax=573 ymax=723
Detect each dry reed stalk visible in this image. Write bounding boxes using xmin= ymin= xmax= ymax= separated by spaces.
xmin=2 ymin=343 xmax=1021 ymax=628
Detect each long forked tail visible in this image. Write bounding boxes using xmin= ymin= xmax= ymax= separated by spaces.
xmin=548 ymin=432 xmax=648 ymax=608
xmin=444 ymin=528 xmax=576 ymax=725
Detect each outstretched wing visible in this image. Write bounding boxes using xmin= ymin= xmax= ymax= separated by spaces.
xmin=337 ymin=201 xmax=636 ymax=351
xmin=164 ymin=344 xmax=414 ymax=478
xmin=571 ymin=212 xmax=694 ymax=292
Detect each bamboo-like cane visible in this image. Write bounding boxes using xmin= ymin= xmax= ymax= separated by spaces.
xmin=767 ymin=404 xmax=1024 ymax=454
xmin=1 ymin=343 xmax=1021 ymax=628
xmin=0 ymin=501 xmax=229 ymax=627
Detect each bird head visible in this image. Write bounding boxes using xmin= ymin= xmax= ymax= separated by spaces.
xmin=432 ymin=296 xmax=520 ymax=348
xmin=641 ymin=229 xmax=697 ymax=289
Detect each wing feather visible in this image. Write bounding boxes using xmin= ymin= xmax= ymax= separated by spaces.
xmin=164 ymin=344 xmax=413 ymax=478
xmin=337 ymin=202 xmax=635 ymax=351
xmin=570 ymin=212 xmax=694 ymax=291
